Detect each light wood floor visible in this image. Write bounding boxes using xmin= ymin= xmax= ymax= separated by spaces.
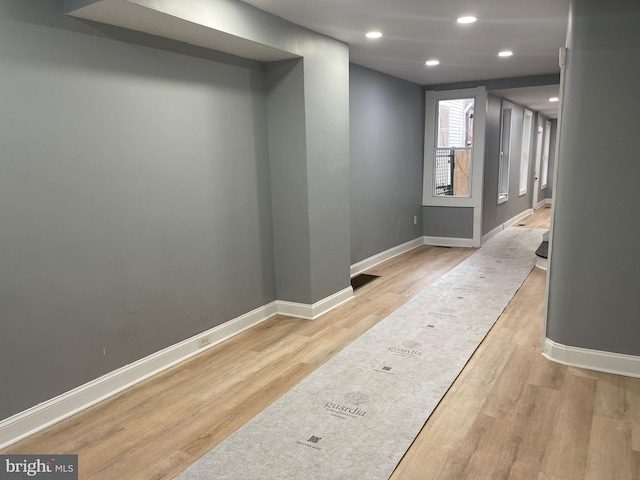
xmin=4 ymin=206 xmax=640 ymax=479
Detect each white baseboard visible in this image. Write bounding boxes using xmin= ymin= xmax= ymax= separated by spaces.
xmin=423 ymin=236 xmax=474 ymax=248
xmin=350 ymin=237 xmax=424 ymax=277
xmin=0 ymin=287 xmax=354 ymax=449
xmin=542 ymin=338 xmax=640 ymax=378
xmin=536 ymin=198 xmax=552 ymax=209
xmin=481 ymin=209 xmax=534 ymax=246
xmin=277 ymin=286 xmax=354 ymax=320
xmin=535 ymin=256 xmax=548 ymax=270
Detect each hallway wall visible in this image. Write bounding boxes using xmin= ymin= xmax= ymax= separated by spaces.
xmin=349 ymin=65 xmax=424 ymax=264
xmin=546 ymin=0 xmax=640 ymax=355
xmin=0 ymin=0 xmax=276 ymax=420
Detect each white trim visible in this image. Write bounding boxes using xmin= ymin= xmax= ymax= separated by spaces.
xmin=542 ymin=338 xmax=640 ymax=379
xmin=350 ymin=238 xmax=424 ymax=277
xmin=0 ymin=301 xmax=278 ymax=449
xmin=535 ymin=256 xmax=548 ymax=270
xmin=532 ymin=123 xmax=544 ymax=208
xmin=422 ymin=87 xmax=487 ymax=249
xmin=519 ymin=109 xmax=534 ymax=197
xmin=276 ymin=286 xmax=353 ymax=321
xmin=422 ymin=88 xmax=487 ymax=208
xmin=535 ymin=198 xmax=552 ymax=209
xmin=0 ymin=287 xmax=354 ymax=449
xmin=497 ymin=101 xmax=513 ymax=204
xmin=423 ymin=236 xmax=474 ymax=248
xmin=541 ymin=120 xmax=552 ymax=189
xmin=481 ymin=209 xmax=533 ymax=246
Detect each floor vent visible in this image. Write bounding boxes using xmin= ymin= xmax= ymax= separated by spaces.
xmin=351 ymin=273 xmax=380 ymax=291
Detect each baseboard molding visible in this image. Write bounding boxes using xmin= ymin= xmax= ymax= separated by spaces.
xmin=423 ymin=236 xmax=474 ymax=248
xmin=277 ymin=286 xmax=354 ymax=320
xmin=535 ymin=198 xmax=552 ymax=209
xmin=481 ymin=209 xmax=534 ymax=246
xmin=0 ymin=287 xmax=354 ymax=449
xmin=350 ymin=238 xmax=424 ymax=277
xmin=535 ymin=256 xmax=548 ymax=270
xmin=542 ymin=338 xmax=640 ymax=378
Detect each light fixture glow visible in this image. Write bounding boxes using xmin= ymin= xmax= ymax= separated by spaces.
xmin=498 ymin=50 xmax=514 ymax=57
xmin=549 ymin=97 xmax=559 ymax=102
xmin=457 ymin=16 xmax=477 ymax=24
xmin=425 ymin=59 xmax=440 ymax=66
xmin=366 ymin=31 xmax=383 ymax=39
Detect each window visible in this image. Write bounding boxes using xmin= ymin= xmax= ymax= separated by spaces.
xmin=423 ymin=86 xmax=488 ymax=248
xmin=519 ymin=110 xmax=533 ymax=196
xmin=541 ymin=120 xmax=551 ymax=189
xmin=498 ymin=102 xmax=513 ymax=204
xmin=434 ymin=98 xmax=474 ymax=197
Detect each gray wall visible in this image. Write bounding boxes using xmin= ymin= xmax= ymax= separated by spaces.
xmin=481 ymin=94 xmax=504 ymax=235
xmin=423 ymin=207 xmax=474 ymax=239
xmin=81 ymin=0 xmax=352 ymax=305
xmin=0 ymin=0 xmax=276 ymax=420
xmin=546 ymin=0 xmax=640 ymax=354
xmin=266 ymin=59 xmax=312 ymax=303
xmin=302 ymin=39 xmax=351 ymax=303
xmin=349 ymin=65 xmax=424 ymax=264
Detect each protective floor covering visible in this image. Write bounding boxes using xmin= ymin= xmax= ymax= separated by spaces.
xmin=175 ymin=228 xmax=542 ymax=480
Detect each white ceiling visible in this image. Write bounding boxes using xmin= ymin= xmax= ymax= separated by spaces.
xmin=240 ymin=0 xmax=570 ymax=117
xmin=71 ymin=0 xmax=569 ymax=118
xmin=493 ymin=85 xmax=560 ymax=118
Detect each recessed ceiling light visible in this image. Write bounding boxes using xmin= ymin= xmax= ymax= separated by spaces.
xmin=549 ymin=97 xmax=559 ymax=102
xmin=366 ymin=31 xmax=383 ymax=39
xmin=498 ymin=50 xmax=514 ymax=57
xmin=425 ymin=59 xmax=440 ymax=66
xmin=457 ymin=16 xmax=477 ymax=24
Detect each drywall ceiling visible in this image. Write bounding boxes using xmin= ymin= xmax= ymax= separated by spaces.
xmin=492 ymin=85 xmax=561 ymax=119
xmin=240 ymin=0 xmax=569 ymax=116
xmin=68 ymin=0 xmax=568 ymax=117
xmin=240 ymin=0 xmax=570 ymax=86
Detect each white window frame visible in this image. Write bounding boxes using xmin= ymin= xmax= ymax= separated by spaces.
xmin=519 ymin=109 xmax=533 ymax=196
xmin=423 ymin=87 xmax=487 ymax=247
xmin=541 ymin=120 xmax=551 ymax=189
xmin=497 ymin=101 xmax=513 ymax=205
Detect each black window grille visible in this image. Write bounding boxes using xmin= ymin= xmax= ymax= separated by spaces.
xmin=435 ymin=148 xmax=454 ymax=196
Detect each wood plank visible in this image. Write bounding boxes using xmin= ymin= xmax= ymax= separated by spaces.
xmin=584 ymin=416 xmax=634 ymax=480
xmin=539 ymin=473 xmax=568 ymax=480
xmin=625 ymin=376 xmax=640 ymax=451
xmin=480 ymin=346 xmax=540 ymax=420
xmin=593 ymin=373 xmax=629 ymax=420
xmin=540 ymin=374 xmax=597 ymax=480
xmin=528 ymin=350 xmax=566 ymax=391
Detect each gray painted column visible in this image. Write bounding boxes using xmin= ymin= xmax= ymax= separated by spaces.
xmin=546 ymin=0 xmax=640 ymax=355
xmin=265 ymin=60 xmax=313 ymax=303
xmin=266 ymin=44 xmax=350 ymax=304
